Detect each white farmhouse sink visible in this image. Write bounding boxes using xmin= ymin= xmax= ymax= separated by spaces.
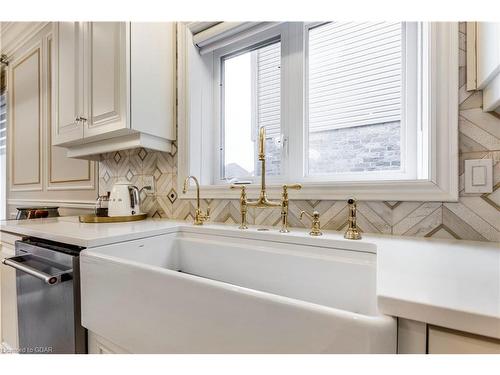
xmin=80 ymin=228 xmax=396 ymax=353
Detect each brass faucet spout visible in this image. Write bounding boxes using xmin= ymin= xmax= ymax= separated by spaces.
xmin=182 ymin=176 xmax=209 ymax=225
xmin=183 ymin=176 xmax=200 ymax=208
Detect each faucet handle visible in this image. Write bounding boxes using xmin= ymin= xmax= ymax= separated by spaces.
xmin=299 ymin=210 xmax=322 ymax=236
xmin=283 ymin=183 xmax=302 ymax=190
xmin=281 ymin=184 xmax=302 ymax=201
xmin=230 ymin=184 xmax=248 ymax=202
xmin=230 ymin=184 xmax=247 ymax=190
xmin=195 ymin=205 xmax=210 ymax=224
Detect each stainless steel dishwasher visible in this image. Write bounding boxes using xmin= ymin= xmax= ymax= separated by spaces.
xmin=1 ymin=238 xmax=87 ymax=354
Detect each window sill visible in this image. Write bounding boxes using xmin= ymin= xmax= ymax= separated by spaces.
xmin=179 ymin=179 xmax=458 ymax=202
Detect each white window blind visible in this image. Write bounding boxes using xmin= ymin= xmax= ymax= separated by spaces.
xmin=191 ymin=22 xmax=281 ymax=55
xmin=253 ymin=42 xmax=281 ymax=139
xmin=1 ymin=61 xmax=7 ymax=155
xmin=0 ymin=93 xmax=6 ymax=154
xmin=308 ymin=22 xmax=402 ymax=132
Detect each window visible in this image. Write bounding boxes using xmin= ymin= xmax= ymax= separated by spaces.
xmin=221 ymin=40 xmax=281 ymax=181
xmin=178 ymin=22 xmax=458 ymax=201
xmin=306 ymin=22 xmax=403 ymax=176
xmin=214 ymin=22 xmax=419 ymax=184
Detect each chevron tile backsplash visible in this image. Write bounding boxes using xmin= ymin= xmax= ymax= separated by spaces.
xmin=98 ymin=23 xmax=500 ymax=242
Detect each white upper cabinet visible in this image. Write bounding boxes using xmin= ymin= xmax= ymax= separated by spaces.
xmin=467 ymin=22 xmax=500 ymax=112
xmin=129 ymin=23 xmax=176 ymax=141
xmin=477 ymin=23 xmax=500 ymax=112
xmin=52 ymin=22 xmax=84 ymax=145
xmin=84 ymin=22 xmax=127 ymax=138
xmin=52 ymin=22 xmax=176 ymax=159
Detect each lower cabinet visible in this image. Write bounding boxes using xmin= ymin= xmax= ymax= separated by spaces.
xmin=0 ymin=233 xmax=22 ymax=353
xmin=428 ymin=326 xmax=500 ymax=354
xmin=397 ymin=318 xmax=427 ymax=354
xmin=397 ymin=319 xmax=500 ymax=354
xmin=88 ymin=331 xmax=129 ymax=354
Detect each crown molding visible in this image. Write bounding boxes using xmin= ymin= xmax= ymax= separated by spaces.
xmin=0 ymin=22 xmax=49 ymax=57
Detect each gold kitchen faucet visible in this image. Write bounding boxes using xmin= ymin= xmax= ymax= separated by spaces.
xmin=182 ymin=175 xmax=210 ymax=225
xmin=231 ymin=127 xmax=301 ymax=233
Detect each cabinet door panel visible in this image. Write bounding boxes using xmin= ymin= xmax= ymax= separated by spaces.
xmin=9 ymin=45 xmax=42 ymax=191
xmin=48 ymin=144 xmax=95 ymax=190
xmin=52 ymin=22 xmax=84 ymax=145
xmin=130 ymin=22 xmax=176 ymax=140
xmin=84 ymin=22 xmax=127 ymax=138
xmin=47 ymin=33 xmax=96 ymax=191
xmin=428 ymin=326 xmax=500 ymax=354
xmin=88 ymin=331 xmax=129 ymax=354
xmin=0 ymin=243 xmax=19 ymax=352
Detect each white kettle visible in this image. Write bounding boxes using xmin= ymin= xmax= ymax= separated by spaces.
xmin=108 ymin=183 xmax=141 ymax=217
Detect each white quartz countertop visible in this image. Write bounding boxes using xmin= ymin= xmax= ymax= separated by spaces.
xmin=375 ymin=236 xmax=500 ymax=339
xmin=1 ymin=216 xmax=499 ymax=339
xmin=0 ymin=216 xmax=183 ymax=247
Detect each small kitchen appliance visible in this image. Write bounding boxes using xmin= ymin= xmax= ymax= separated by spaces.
xmin=108 ymin=183 xmax=141 ymax=217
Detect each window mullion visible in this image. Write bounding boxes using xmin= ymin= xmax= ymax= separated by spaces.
xmin=403 ymin=22 xmax=420 ymax=181
xmin=282 ymin=22 xmax=305 ymax=183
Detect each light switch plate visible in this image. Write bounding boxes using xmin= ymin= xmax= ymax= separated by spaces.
xmin=464 ymin=159 xmax=493 ymax=193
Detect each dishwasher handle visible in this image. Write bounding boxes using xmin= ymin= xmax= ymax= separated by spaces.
xmin=1 ymin=255 xmax=72 ymax=286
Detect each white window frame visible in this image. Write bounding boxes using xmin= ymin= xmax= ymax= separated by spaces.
xmin=177 ymin=22 xmax=458 ymax=202
xmin=300 ymin=22 xmax=418 ymax=182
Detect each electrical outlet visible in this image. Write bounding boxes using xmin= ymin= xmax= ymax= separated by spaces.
xmin=142 ymin=175 xmax=155 ymax=194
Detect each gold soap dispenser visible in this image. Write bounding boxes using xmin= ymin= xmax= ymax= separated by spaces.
xmin=299 ymin=210 xmax=322 ymax=236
